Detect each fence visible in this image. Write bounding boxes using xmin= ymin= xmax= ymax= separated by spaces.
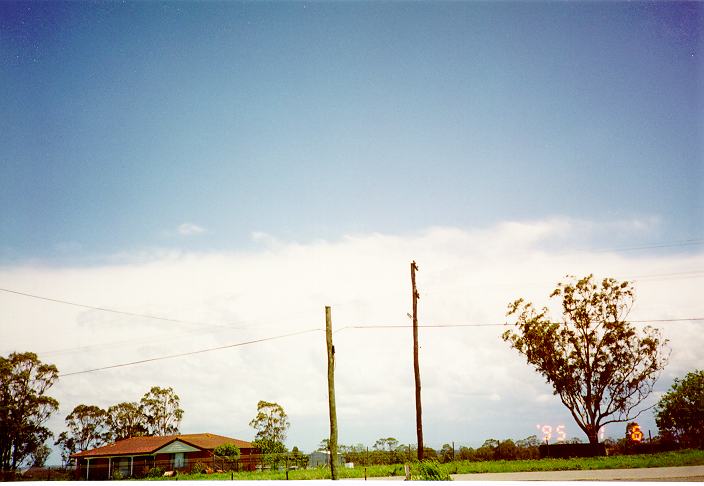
xmin=7 ymin=466 xmax=75 ymax=482
xmin=74 ymin=452 xmax=316 ymax=480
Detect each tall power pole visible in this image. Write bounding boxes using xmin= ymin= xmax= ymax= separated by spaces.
xmin=411 ymin=260 xmax=424 ymax=460
xmin=325 ymin=306 xmax=339 ymax=479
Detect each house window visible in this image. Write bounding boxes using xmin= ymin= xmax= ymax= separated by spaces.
xmin=117 ymin=458 xmax=130 ymax=477
xmin=174 ymin=453 xmax=185 ymax=469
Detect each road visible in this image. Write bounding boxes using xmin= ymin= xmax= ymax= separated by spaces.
xmin=361 ymin=465 xmax=704 ymax=481
xmin=452 ymin=464 xmax=704 ymax=481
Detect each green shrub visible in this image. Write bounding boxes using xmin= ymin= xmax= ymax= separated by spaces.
xmin=214 ymin=443 xmax=241 ymax=460
xmin=112 ymin=469 xmax=124 ymax=480
xmin=412 ymin=460 xmax=452 ymax=481
xmin=191 ymin=462 xmax=207 ymax=474
xmin=146 ymin=466 xmax=164 ymax=478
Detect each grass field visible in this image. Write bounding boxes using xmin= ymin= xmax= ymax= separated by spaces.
xmin=444 ymin=449 xmax=704 ymax=475
xmin=143 ymin=449 xmax=704 ymax=480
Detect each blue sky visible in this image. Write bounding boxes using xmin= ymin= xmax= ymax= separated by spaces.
xmin=1 ymin=1 xmax=702 ymax=263
xmin=1 ymin=1 xmax=703 ymax=460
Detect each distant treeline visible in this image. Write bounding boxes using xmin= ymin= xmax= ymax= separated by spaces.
xmin=335 ymin=433 xmax=684 ymax=465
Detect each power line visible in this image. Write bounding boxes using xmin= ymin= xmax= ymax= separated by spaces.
xmin=3 ymin=285 xmax=702 ymax=358
xmin=27 ymin=318 xmax=306 ymax=358
xmin=47 ymin=317 xmax=704 ymax=376
xmin=337 ymin=317 xmax=704 ymax=332
xmin=4 ymin=266 xmax=701 ymax=324
xmin=574 ymin=238 xmax=704 ymax=254
xmin=0 ymin=287 xmax=242 ymax=330
xmin=59 ymin=328 xmax=322 ymax=377
xmin=627 ymin=270 xmax=704 ymax=281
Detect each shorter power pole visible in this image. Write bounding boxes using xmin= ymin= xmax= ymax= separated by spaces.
xmin=326 ymin=306 xmax=339 ymax=480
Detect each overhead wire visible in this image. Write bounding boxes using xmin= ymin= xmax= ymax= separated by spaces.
xmin=0 ymin=287 xmax=243 ymax=331
xmin=59 ymin=328 xmax=323 ymax=377
xmin=56 ymin=316 xmax=704 ymax=376
xmin=572 ymin=238 xmax=704 ymax=254
xmin=3 ymin=276 xmax=704 ymax=356
xmin=334 ymin=317 xmax=704 ymax=333
xmin=2 ymin=252 xmax=702 ymax=373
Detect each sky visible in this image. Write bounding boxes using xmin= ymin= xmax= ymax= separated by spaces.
xmin=0 ymin=0 xmax=703 ymax=465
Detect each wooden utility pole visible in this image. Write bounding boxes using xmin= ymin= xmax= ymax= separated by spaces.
xmin=325 ymin=306 xmax=339 ymax=480
xmin=411 ymin=260 xmax=424 ymax=460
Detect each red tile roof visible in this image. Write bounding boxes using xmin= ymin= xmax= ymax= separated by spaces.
xmin=71 ymin=433 xmax=254 ymax=458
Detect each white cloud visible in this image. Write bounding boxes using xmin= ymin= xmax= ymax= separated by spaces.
xmin=177 ymin=222 xmax=206 ymax=236
xmin=0 ymin=219 xmax=702 ymax=462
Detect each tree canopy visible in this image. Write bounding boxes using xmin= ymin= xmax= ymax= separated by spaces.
xmin=250 ymin=400 xmax=289 ymax=467
xmin=502 ymin=274 xmax=669 ymax=444
xmin=106 ymin=402 xmax=147 ymax=441
xmin=55 ymin=404 xmax=110 ymax=463
xmin=55 ymin=385 xmax=182 ymax=466
xmin=0 ymin=352 xmax=59 ymax=474
xmin=655 ymin=369 xmax=704 ymax=448
xmin=249 ymin=400 xmax=289 ymax=449
xmin=139 ymin=386 xmax=184 ymax=436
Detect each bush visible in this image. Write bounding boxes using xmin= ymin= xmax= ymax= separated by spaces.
xmin=112 ymin=469 xmax=124 ymax=480
xmin=191 ymin=462 xmax=207 ymax=474
xmin=146 ymin=466 xmax=164 ymax=478
xmin=412 ymin=460 xmax=452 ymax=481
xmin=214 ymin=443 xmax=241 ymax=460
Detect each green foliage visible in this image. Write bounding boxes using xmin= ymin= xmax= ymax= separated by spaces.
xmin=373 ymin=437 xmax=399 ymax=451
xmin=106 ymin=401 xmax=148 ymax=441
xmin=423 ymin=447 xmax=438 ymax=461
xmin=250 ymin=400 xmax=289 ymax=467
xmin=0 ymin=352 xmax=59 ymax=472
xmin=290 ymin=446 xmax=308 ymax=469
xmin=495 ymin=440 xmax=518 ymax=460
xmin=254 ymin=438 xmax=288 ymax=468
xmin=249 ymin=400 xmax=290 ymax=445
xmin=146 ymin=466 xmax=164 ymax=478
xmin=656 ymin=369 xmax=704 ymax=448
xmin=140 ymin=386 xmax=184 ymax=436
xmin=411 ymin=460 xmax=452 ymax=480
xmin=213 ymin=443 xmax=240 ymax=461
xmin=56 ymin=403 xmax=110 ymax=459
xmin=439 ymin=443 xmax=454 ymax=463
xmin=503 ymin=275 xmax=669 ymax=444
xmin=54 ymin=432 xmax=76 ymax=467
xmin=190 ymin=462 xmax=207 ymax=474
xmin=457 ymin=446 xmax=474 ymax=461
xmin=30 ymin=444 xmax=51 ymax=467
xmin=112 ymin=468 xmax=124 ymax=480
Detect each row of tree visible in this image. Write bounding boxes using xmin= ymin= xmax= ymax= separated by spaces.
xmin=318 ymin=436 xmax=545 ymax=465
xmin=0 ymin=351 xmax=186 ymax=475
xmin=54 ymin=386 xmax=184 ymax=465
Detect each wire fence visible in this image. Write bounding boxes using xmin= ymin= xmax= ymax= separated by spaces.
xmin=70 ymin=452 xmax=317 ymax=480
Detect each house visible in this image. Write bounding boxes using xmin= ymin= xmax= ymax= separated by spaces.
xmin=308 ymin=450 xmax=344 ymax=468
xmin=71 ymin=433 xmax=258 ymax=479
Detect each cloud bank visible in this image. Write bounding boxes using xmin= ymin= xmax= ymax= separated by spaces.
xmin=0 ymin=219 xmax=702 ymax=463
